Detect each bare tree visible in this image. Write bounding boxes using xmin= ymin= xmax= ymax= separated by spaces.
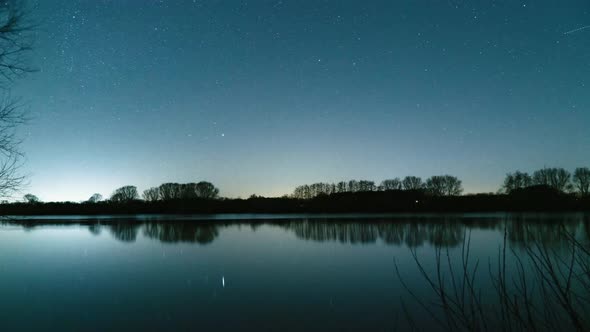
xmin=358 ymin=180 xmax=376 ymax=192
xmin=23 ymin=193 xmax=38 ymax=203
xmin=573 ymin=167 xmax=590 ymax=196
xmin=347 ymin=180 xmax=360 ymax=192
xmin=292 ymin=184 xmax=312 ymax=199
xmin=195 ymin=181 xmax=219 ymax=199
xmin=110 ymin=185 xmax=139 ymax=202
xmin=445 ymin=176 xmax=463 ymax=196
xmin=396 ymin=226 xmax=590 ymax=331
xmin=0 ymin=2 xmax=35 ymax=199
xmin=402 ymin=176 xmax=423 ymax=190
xmin=142 ymin=187 xmax=160 ymax=201
xmin=426 ymin=175 xmax=463 ymax=196
xmin=550 ymin=168 xmax=572 ymax=192
xmin=87 ymin=193 xmax=102 ymax=203
xmin=178 ymin=183 xmax=197 ymax=199
xmin=501 ymin=171 xmax=532 ymax=194
xmin=380 ymin=178 xmax=402 ymax=191
xmin=148 ymin=182 xmax=220 ymax=201
xmin=533 ymin=167 xmax=572 ymax=192
xmin=158 ymin=182 xmax=181 ymax=200
xmin=0 ymin=2 xmax=35 ymax=83
xmin=425 ymin=176 xmax=446 ymax=196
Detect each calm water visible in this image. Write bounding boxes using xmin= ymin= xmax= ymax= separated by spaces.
xmin=0 ymin=213 xmax=589 ymax=331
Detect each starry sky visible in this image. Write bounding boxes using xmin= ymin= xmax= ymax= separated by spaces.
xmin=12 ymin=0 xmax=590 ymax=202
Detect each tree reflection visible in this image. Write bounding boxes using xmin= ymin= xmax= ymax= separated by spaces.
xmin=108 ymin=222 xmax=141 ymax=242
xmin=279 ymin=217 xmax=467 ymax=247
xmin=505 ymin=214 xmax=585 ymax=249
xmin=1 ymin=214 xmax=589 ymax=249
xmin=273 ymin=214 xmax=590 ymax=249
xmin=283 ymin=220 xmax=380 ymax=244
xmin=143 ymin=222 xmax=218 ymax=244
xmin=88 ymin=223 xmax=101 ymax=235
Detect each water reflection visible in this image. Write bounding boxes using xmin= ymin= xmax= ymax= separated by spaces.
xmin=143 ymin=222 xmax=218 ymax=244
xmin=281 ymin=218 xmax=468 ymax=247
xmin=1 ymin=213 xmax=590 ymax=331
xmin=504 ymin=213 xmax=590 ymax=248
xmin=88 ymin=223 xmax=101 ymax=236
xmin=265 ymin=214 xmax=589 ymax=249
xmin=396 ymin=214 xmax=590 ymax=332
xmin=108 ymin=222 xmax=142 ymax=242
xmin=2 ymin=213 xmax=589 ymax=248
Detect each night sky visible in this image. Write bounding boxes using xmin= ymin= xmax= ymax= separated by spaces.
xmin=14 ymin=0 xmax=590 ymax=201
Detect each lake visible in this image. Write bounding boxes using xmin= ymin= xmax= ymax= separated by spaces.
xmin=1 ymin=213 xmax=589 ymax=331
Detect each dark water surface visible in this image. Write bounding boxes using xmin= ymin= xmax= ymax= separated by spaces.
xmin=1 ymin=213 xmax=589 ymax=331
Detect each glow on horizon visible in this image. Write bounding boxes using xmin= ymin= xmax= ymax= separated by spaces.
xmin=9 ymin=1 xmax=590 ymax=202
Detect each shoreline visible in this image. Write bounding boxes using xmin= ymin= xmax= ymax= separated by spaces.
xmin=1 ymin=210 xmax=588 ymax=220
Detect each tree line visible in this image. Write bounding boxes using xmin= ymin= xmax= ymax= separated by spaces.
xmin=80 ymin=181 xmax=220 ymax=204
xmin=291 ymin=175 xmax=463 ymax=199
xmin=18 ymin=166 xmax=590 ymax=205
xmin=501 ymin=167 xmax=590 ymax=195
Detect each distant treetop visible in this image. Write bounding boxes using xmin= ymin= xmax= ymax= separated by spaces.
xmin=23 ymin=193 xmax=39 ymax=203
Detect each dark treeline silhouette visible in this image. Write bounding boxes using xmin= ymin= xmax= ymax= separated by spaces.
xmin=3 ymin=168 xmax=590 ymax=215
xmin=501 ymin=167 xmax=590 ymax=194
xmin=291 ymin=175 xmax=462 ymax=199
xmin=4 ymin=191 xmax=590 ymax=214
xmin=142 ymin=182 xmax=219 ymax=201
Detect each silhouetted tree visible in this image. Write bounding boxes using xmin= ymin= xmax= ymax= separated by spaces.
xmin=425 ymin=175 xmax=463 ymax=196
xmin=158 ymin=182 xmax=180 ymax=200
xmin=402 ymin=176 xmax=423 ymax=190
xmin=380 ymin=178 xmax=402 ymax=191
xmin=533 ymin=167 xmax=571 ymax=192
xmin=87 ymin=193 xmax=103 ymax=203
xmin=294 ymin=179 xmax=380 ymax=198
xmin=293 ymin=177 xmax=430 ymax=198
xmin=178 ymin=183 xmax=196 ymax=199
xmin=0 ymin=2 xmax=35 ymax=199
xmin=310 ymin=183 xmax=321 ymax=197
xmin=142 ymin=187 xmax=160 ymax=201
xmin=0 ymin=3 xmax=33 ymax=83
xmin=293 ymin=184 xmax=313 ymax=199
xmin=195 ymin=181 xmax=219 ymax=199
xmin=292 ymin=184 xmax=310 ymax=199
xmin=23 ymin=193 xmax=39 ymax=203
xmin=425 ymin=176 xmax=446 ymax=196
xmin=358 ymin=180 xmax=377 ymax=191
xmin=446 ymin=176 xmax=463 ymax=196
xmin=501 ymin=171 xmax=533 ymax=194
xmin=348 ymin=180 xmax=360 ymax=192
xmin=150 ymin=182 xmax=219 ymax=200
xmin=574 ymin=167 xmax=590 ymax=196
xmin=110 ymin=185 xmax=139 ymax=202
